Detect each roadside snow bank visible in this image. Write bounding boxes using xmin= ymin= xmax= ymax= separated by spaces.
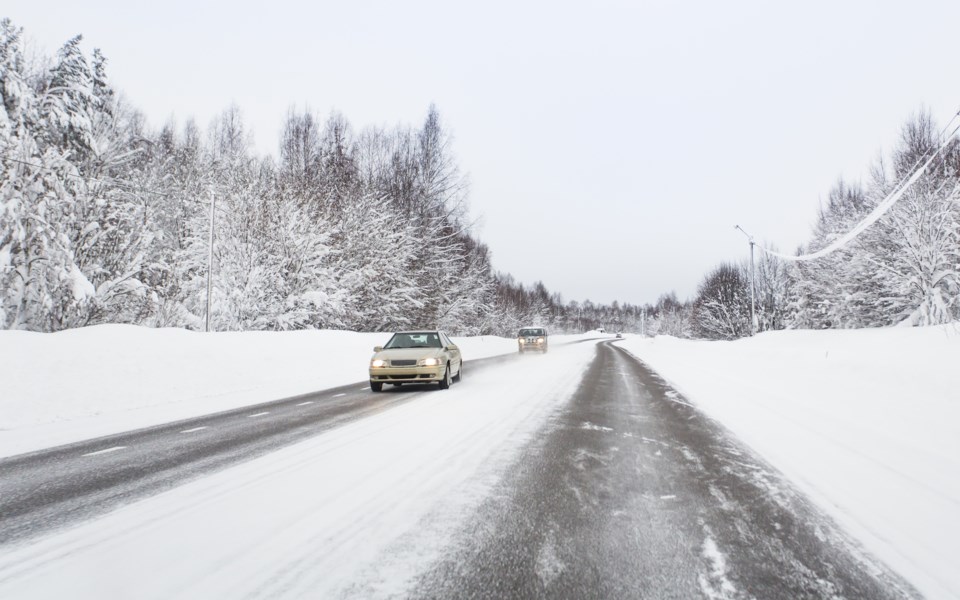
xmin=0 ymin=325 xmax=518 ymax=457
xmin=619 ymin=326 xmax=960 ymax=600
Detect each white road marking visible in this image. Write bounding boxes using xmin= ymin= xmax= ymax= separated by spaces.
xmin=359 ymin=386 xmax=368 ymax=390
xmin=333 ymin=393 xmax=346 ymax=398
xmin=660 ymin=494 xmax=677 ymax=500
xmin=296 ymin=401 xmax=314 ymax=406
xmin=180 ymin=426 xmax=208 ymax=433
xmin=247 ymin=412 xmax=270 ymax=418
xmin=82 ymin=446 xmax=126 ymax=457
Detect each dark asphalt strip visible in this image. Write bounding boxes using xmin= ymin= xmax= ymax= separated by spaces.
xmin=406 ymin=342 xmax=920 ymax=600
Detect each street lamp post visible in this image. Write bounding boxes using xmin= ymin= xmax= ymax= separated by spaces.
xmin=735 ymin=225 xmax=758 ymax=336
xmin=205 ymin=188 xmax=216 ymax=332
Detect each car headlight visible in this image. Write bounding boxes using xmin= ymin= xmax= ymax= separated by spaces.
xmin=537 ymin=337 xmax=544 ymax=343
xmin=418 ymin=357 xmax=440 ymax=367
xmin=371 ymin=359 xmax=387 ymax=368
xmin=518 ymin=338 xmax=525 ymax=344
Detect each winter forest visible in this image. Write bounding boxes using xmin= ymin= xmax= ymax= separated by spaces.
xmin=690 ymin=110 xmax=960 ymax=340
xmin=2 ymin=19 xmax=959 ymax=339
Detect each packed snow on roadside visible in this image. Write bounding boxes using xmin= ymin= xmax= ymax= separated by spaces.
xmin=0 ymin=325 xmax=519 ymax=457
xmin=618 ymin=325 xmax=960 ymax=600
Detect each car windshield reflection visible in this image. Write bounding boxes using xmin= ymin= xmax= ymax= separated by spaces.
xmin=384 ymin=332 xmax=443 ymax=349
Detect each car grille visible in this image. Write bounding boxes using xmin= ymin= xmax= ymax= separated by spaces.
xmin=390 ymin=359 xmax=417 ymax=366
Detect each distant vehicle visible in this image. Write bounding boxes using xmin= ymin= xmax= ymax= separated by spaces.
xmin=615 ymin=332 xmax=623 ymax=339
xmin=369 ymin=330 xmax=462 ymax=392
xmin=597 ymin=328 xmax=605 ymax=333
xmin=518 ymin=327 xmax=548 ymax=353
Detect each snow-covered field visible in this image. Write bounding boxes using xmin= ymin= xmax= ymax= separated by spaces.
xmin=619 ymin=326 xmax=960 ymax=600
xmin=2 ymin=325 xmax=958 ymax=598
xmin=0 ymin=325 xmax=518 ymax=457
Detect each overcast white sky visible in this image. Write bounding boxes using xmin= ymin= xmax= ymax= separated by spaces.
xmin=5 ymin=0 xmax=959 ymax=306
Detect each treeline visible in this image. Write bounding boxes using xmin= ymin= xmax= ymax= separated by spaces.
xmin=6 ymin=21 xmax=954 ymax=339
xmin=0 ymin=20 xmax=635 ymax=336
xmin=688 ymin=109 xmax=960 ymax=339
xmin=491 ymin=273 xmax=663 ymax=334
xmin=504 ymin=110 xmax=960 ymax=341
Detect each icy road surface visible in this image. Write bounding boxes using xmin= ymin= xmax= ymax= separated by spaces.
xmin=0 ymin=339 xmax=918 ymax=599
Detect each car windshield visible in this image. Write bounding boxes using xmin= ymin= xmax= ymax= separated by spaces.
xmin=519 ymin=329 xmax=544 ymax=337
xmin=384 ymin=332 xmax=443 ymax=349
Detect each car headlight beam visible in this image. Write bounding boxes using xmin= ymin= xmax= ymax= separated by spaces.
xmin=371 ymin=359 xmax=387 ymax=368
xmin=418 ymin=357 xmax=441 ymax=367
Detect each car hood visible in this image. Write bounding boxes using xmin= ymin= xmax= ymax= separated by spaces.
xmin=374 ymin=348 xmax=444 ymax=361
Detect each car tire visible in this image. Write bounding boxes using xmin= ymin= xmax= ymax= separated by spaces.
xmin=454 ymin=362 xmax=462 ymax=382
xmin=370 ymin=381 xmax=383 ymax=392
xmin=439 ymin=364 xmax=451 ymax=390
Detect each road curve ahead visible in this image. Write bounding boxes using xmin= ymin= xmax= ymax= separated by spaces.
xmin=407 ymin=341 xmax=920 ymax=600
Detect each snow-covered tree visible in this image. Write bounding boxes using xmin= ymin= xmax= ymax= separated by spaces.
xmin=1 ymin=21 xmax=657 ymax=335
xmin=866 ymin=113 xmax=960 ymax=325
xmin=693 ymin=263 xmax=752 ymax=340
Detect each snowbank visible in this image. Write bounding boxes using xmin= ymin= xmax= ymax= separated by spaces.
xmin=0 ymin=325 xmax=518 ymax=457
xmin=618 ymin=326 xmax=960 ymax=600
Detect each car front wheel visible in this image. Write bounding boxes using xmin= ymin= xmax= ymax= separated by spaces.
xmin=370 ymin=381 xmax=383 ymax=392
xmin=439 ymin=364 xmax=451 ymax=390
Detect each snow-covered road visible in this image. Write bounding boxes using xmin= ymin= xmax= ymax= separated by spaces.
xmin=0 ymin=338 xmax=597 ymax=598
xmin=2 ymin=326 xmax=953 ymax=598
xmin=618 ymin=327 xmax=960 ymax=600
xmin=405 ymin=341 xmax=915 ymax=599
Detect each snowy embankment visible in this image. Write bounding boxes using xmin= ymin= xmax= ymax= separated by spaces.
xmin=619 ymin=326 xmax=960 ymax=600
xmin=0 ymin=325 xmax=518 ymax=458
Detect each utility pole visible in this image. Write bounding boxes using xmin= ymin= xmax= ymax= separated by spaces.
xmin=735 ymin=225 xmax=758 ymax=336
xmin=205 ymin=188 xmax=216 ymax=333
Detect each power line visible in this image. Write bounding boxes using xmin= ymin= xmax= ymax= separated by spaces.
xmin=753 ymin=110 xmax=960 ymax=263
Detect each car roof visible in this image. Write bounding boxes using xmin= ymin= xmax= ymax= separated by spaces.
xmin=391 ymin=330 xmax=443 ymax=335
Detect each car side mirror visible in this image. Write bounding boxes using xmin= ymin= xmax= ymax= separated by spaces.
xmin=373 ymin=346 xmax=383 ymax=352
